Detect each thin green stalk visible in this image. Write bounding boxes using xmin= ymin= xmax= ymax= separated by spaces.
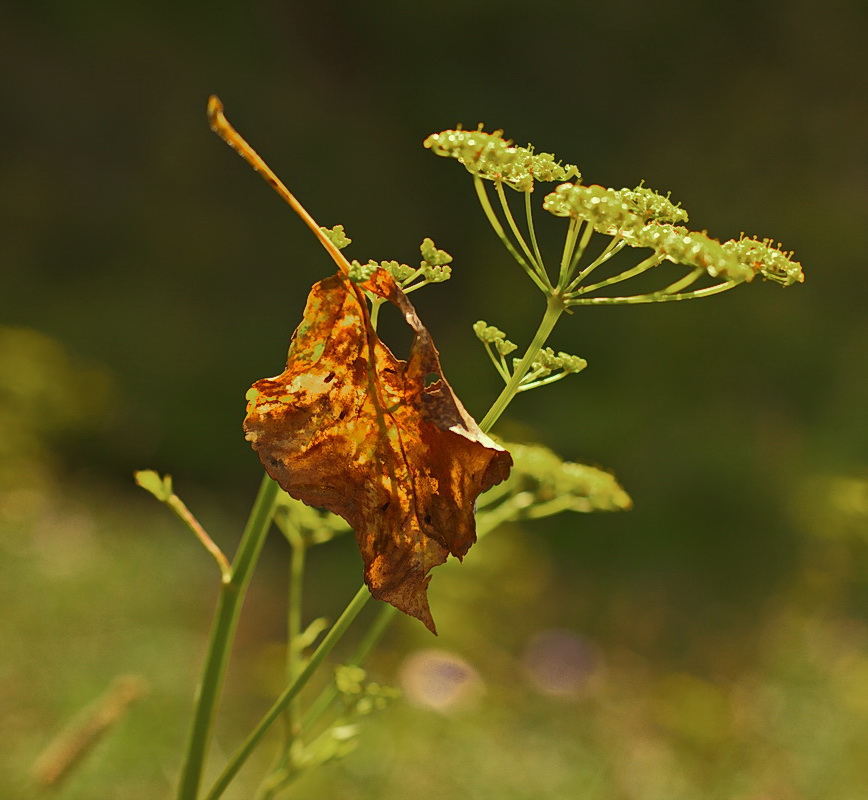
xmin=176 ymin=475 xmax=281 ymax=800
xmin=557 ymin=217 xmax=581 ymax=291
xmin=565 ymin=237 xmax=626 ymax=292
xmin=568 ymin=220 xmax=596 ymax=275
xmin=473 ymin=177 xmax=550 ymax=294
xmin=567 ymin=252 xmax=664 ymax=299
xmin=519 ymin=371 xmax=572 ymax=392
xmin=524 ymin=191 xmax=546 ymax=275
xmin=567 ymin=279 xmax=739 ymax=306
xmin=495 ymin=182 xmax=548 ymax=285
xmin=369 ymin=297 xmax=386 ymax=330
xmin=482 ymin=341 xmax=511 ymax=383
xmin=662 ymin=266 xmax=703 ymax=294
xmin=478 ymin=295 xmax=566 ymax=433
xmin=203 ymin=585 xmax=371 ymax=800
xmin=302 ymin=603 xmax=398 ymax=732
xmin=285 ymin=532 xmax=306 ymax=743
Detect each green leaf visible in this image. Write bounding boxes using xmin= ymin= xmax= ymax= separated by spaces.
xmin=134 ymin=470 xmax=173 ymax=502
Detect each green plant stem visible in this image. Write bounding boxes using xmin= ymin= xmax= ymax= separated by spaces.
xmin=369 ymin=297 xmax=385 ymax=329
xmin=567 ymin=279 xmax=739 ymax=306
xmin=565 ymin=236 xmax=626 ymax=292
xmin=568 ymin=221 xmax=596 ymax=276
xmin=663 ymin=266 xmax=703 ymax=294
xmin=567 ymin=252 xmax=663 ymax=298
xmin=518 ymin=370 xmax=572 ymax=392
xmin=557 ymin=217 xmax=581 ymax=290
xmin=478 ymin=294 xmax=566 ymax=433
xmin=524 ymin=191 xmax=545 ymax=274
xmin=482 ymin=341 xmax=511 ymax=383
xmin=285 ymin=533 xmax=306 ymax=743
xmin=495 ymin=182 xmax=547 ymax=284
xmin=473 ymin=177 xmax=550 ymax=294
xmin=176 ymin=474 xmax=281 ymax=800
xmin=302 ymin=603 xmax=399 ymax=732
xmin=203 ymin=584 xmax=371 ymax=800
xmin=165 ymin=492 xmax=232 ymax=580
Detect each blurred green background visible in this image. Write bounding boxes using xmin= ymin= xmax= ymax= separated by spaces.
xmin=2 ymin=1 xmax=868 ymax=797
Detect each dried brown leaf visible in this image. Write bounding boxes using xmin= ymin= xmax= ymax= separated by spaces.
xmin=244 ymin=270 xmax=511 ymax=633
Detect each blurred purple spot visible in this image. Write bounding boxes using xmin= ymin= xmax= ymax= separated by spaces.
xmin=522 ymin=629 xmax=601 ymax=696
xmin=398 ymin=649 xmax=482 ymax=712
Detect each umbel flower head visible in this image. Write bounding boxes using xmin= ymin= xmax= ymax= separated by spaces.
xmin=426 ymin=121 xmax=805 ymax=297
xmin=424 ymin=127 xmax=581 ymax=192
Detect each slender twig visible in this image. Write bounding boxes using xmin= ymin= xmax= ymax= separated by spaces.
xmin=207 ymin=97 xmax=350 ymax=277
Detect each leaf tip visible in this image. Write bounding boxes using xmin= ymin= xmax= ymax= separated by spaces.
xmin=134 ymin=470 xmax=173 ymax=502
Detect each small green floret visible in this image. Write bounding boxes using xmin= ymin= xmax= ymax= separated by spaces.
xmin=722 ymin=235 xmax=804 ymax=286
xmin=530 ymin=348 xmax=587 ymax=374
xmin=320 ymin=224 xmax=352 ymax=250
xmin=378 ymin=260 xmax=417 ymax=283
xmin=617 ymin=183 xmax=689 ymax=225
xmin=419 ymin=237 xmax=453 ymax=267
xmin=420 ymin=264 xmax=451 ymax=283
xmin=347 ymin=260 xmax=379 ymax=283
xmin=424 ymin=127 xmax=581 ymax=192
xmin=473 ymin=320 xmax=517 ymax=355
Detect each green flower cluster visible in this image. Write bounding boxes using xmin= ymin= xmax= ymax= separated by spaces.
xmin=543 ymin=183 xmax=646 ymax=236
xmin=628 ymin=224 xmax=754 ymax=282
xmin=723 ymin=235 xmax=804 ymax=286
xmin=544 ymin=183 xmax=800 ymax=285
xmin=525 ymin=347 xmax=587 ymax=376
xmin=473 ymin=320 xmax=518 ymax=356
xmin=347 ymin=238 xmax=454 ymax=290
xmin=617 ymin=183 xmax=689 ymax=225
xmin=493 ymin=441 xmax=632 ymax=515
xmin=320 ymin=224 xmax=352 ymax=251
xmin=424 ymin=127 xmax=580 ymax=192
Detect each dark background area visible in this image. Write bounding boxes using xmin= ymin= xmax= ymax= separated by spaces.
xmin=2 ymin=1 xmax=868 ymax=797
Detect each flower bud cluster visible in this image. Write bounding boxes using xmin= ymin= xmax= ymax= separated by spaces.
xmin=617 ymin=183 xmax=689 ymax=224
xmin=320 ymin=224 xmax=352 ymax=250
xmin=424 ymin=128 xmax=580 ymax=192
xmin=524 ymin=347 xmax=587 ymax=376
xmin=473 ymin=320 xmax=518 ymax=356
xmin=722 ymin=235 xmax=804 ymax=286
xmin=348 ymin=260 xmax=379 ymax=283
xmin=502 ymin=442 xmax=632 ymax=513
xmin=420 ymin=237 xmax=452 ymax=267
